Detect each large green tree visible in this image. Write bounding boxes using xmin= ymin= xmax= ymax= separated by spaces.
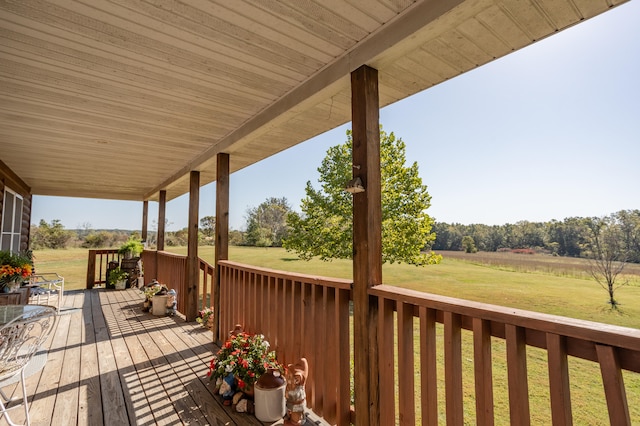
xmin=284 ymin=128 xmax=440 ymax=266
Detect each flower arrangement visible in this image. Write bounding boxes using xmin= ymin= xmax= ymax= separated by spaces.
xmin=196 ymin=307 xmax=214 ymax=328
xmin=207 ymin=331 xmax=282 ymax=392
xmin=141 ymin=280 xmax=164 ymax=301
xmin=140 ymin=280 xmax=167 ymax=312
xmin=0 ymin=250 xmax=33 ymax=292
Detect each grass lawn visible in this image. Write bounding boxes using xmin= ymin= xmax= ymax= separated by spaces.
xmin=33 ymin=246 xmax=640 ymax=424
xmin=37 ymin=245 xmax=640 ymax=328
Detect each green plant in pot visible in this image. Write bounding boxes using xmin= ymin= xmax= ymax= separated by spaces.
xmin=108 ymin=267 xmax=129 ymax=290
xmin=118 ymin=237 xmax=144 ymax=259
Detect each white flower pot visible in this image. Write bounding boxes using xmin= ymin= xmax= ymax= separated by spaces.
xmin=152 ymin=295 xmax=168 ymax=316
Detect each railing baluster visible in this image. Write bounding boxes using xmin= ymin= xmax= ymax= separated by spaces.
xmin=302 ymin=283 xmax=314 ymax=406
xmin=506 ymin=324 xmax=530 ymax=425
xmin=379 ymin=296 xmax=395 ymax=424
xmin=398 ymin=301 xmax=415 ymax=425
xmin=473 ymin=318 xmax=494 ymax=426
xmin=547 ymin=333 xmax=572 ymax=426
xmin=444 ymin=311 xmax=463 ymax=426
xmin=311 ymin=283 xmax=324 ymax=416
xmin=595 ymin=344 xmax=631 ymax=426
xmin=324 ymin=287 xmax=338 ymax=425
xmin=336 ymin=288 xmax=351 ymax=426
xmin=420 ymin=306 xmax=438 ymax=426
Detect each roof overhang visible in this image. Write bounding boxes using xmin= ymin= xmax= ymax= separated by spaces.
xmin=0 ymin=0 xmax=628 ymax=202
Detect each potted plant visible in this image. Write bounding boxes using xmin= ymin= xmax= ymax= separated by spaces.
xmin=108 ymin=267 xmax=129 ymax=290
xmin=118 ymin=237 xmax=144 ymax=259
xmin=0 ymin=250 xmax=33 ymax=293
xmin=207 ymin=331 xmax=283 ymax=401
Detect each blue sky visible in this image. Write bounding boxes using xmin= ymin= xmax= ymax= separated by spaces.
xmin=32 ymin=2 xmax=639 ymax=232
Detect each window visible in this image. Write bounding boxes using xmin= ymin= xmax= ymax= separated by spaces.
xmin=1 ymin=188 xmax=23 ymax=253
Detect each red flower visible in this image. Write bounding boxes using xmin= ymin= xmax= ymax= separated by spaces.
xmin=237 ymin=378 xmax=246 ymax=389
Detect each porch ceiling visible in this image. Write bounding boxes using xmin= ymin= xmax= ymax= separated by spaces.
xmin=0 ymin=0 xmax=626 ymax=202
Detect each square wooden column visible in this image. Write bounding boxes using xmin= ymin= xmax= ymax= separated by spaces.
xmin=214 ymin=153 xmax=230 ymax=342
xmin=157 ymin=190 xmax=166 ymax=251
xmin=351 ymin=64 xmax=382 ymax=426
xmin=141 ymin=200 xmax=148 ymax=243
xmin=185 ymin=171 xmax=200 ymax=322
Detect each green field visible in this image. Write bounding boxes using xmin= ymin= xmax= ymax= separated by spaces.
xmin=33 ymin=246 xmax=640 ymax=424
xmin=35 ymin=246 xmax=640 ymax=328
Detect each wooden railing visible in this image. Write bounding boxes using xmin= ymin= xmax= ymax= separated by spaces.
xmin=90 ymin=252 xmax=640 ymax=425
xmin=198 ymin=257 xmax=215 ymax=312
xmin=218 ymin=260 xmax=353 ymax=425
xmin=88 ymin=250 xmax=214 ymax=315
xmin=86 ymin=249 xmax=120 ymax=288
xmin=370 ymin=284 xmax=640 ymax=426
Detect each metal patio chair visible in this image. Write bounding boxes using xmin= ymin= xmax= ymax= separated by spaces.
xmin=0 ymin=306 xmax=56 ymax=425
xmin=27 ymin=273 xmax=64 ymax=314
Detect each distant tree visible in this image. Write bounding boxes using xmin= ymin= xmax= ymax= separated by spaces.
xmin=166 ymin=228 xmax=189 ymax=246
xmin=285 ymin=127 xmax=440 ymax=265
xmin=200 ymin=216 xmax=216 ymax=238
xmin=77 ymin=222 xmax=93 ymax=239
xmin=546 ymin=218 xmax=585 ymax=257
xmin=199 ymin=216 xmax=216 ymax=245
xmin=461 ymin=236 xmax=477 ymax=253
xmin=616 ymin=209 xmax=640 ymax=263
xmin=30 ymin=219 xmax=73 ymax=249
xmin=431 ymin=222 xmax=462 ymax=251
xmin=229 ymin=230 xmax=245 ymax=246
xmin=583 ymin=215 xmax=629 ymax=310
xmin=244 ymin=197 xmax=291 ymax=247
xmin=82 ymin=231 xmax=110 ymax=248
xmin=512 ymin=221 xmax=546 ymax=249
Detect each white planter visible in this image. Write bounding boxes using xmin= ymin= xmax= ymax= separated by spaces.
xmin=152 ymin=295 xmax=168 ymax=316
xmin=115 ymin=279 xmax=126 ymax=290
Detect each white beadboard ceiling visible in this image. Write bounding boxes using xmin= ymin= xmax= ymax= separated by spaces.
xmin=0 ymin=0 xmax=627 ymax=202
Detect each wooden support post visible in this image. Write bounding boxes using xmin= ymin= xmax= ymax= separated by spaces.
xmin=157 ymin=190 xmax=166 ymax=251
xmin=351 ymin=64 xmax=382 ymax=426
xmin=141 ymin=200 xmax=148 ymax=243
xmin=185 ymin=171 xmax=200 ymax=322
xmin=214 ymin=153 xmax=230 ymax=343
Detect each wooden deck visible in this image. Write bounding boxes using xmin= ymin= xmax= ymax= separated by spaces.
xmin=1 ymin=289 xmax=315 ymax=426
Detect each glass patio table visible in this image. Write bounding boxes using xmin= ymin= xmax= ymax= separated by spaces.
xmin=0 ymin=305 xmax=55 ymax=326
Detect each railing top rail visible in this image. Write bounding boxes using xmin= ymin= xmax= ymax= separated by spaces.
xmin=219 ymin=260 xmax=353 ymax=290
xmin=154 ymin=250 xmax=188 ymax=259
xmin=370 ymin=284 xmax=640 ymax=352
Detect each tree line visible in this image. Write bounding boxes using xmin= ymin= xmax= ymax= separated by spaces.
xmin=431 ymin=210 xmax=640 ymax=263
